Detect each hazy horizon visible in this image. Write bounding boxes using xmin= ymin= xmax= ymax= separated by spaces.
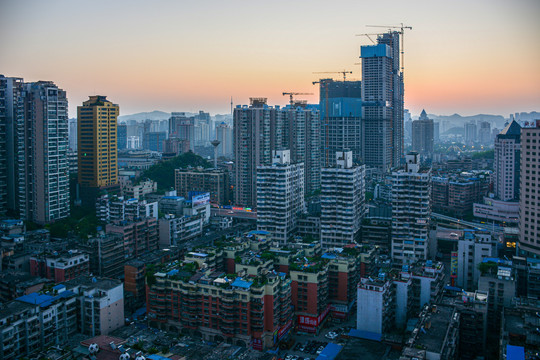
xmin=1 ymin=0 xmax=539 ymax=118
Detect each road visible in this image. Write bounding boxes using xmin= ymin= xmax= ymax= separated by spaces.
xmin=211 ymin=208 xmax=257 ymax=220
xmin=432 ymin=212 xmax=503 ymax=234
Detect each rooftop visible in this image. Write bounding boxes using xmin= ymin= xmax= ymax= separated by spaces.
xmin=412 ymin=304 xmax=457 ymax=354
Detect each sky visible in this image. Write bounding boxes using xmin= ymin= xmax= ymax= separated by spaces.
xmin=1 ymin=0 xmax=539 ymax=118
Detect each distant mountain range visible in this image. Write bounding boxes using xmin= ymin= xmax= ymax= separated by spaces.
xmin=427 ymin=113 xmax=506 ymax=128
xmin=426 ymin=111 xmax=540 ymax=129
xmin=118 ymin=110 xmax=173 ymax=122
xmin=116 ymin=110 xmax=538 ymax=127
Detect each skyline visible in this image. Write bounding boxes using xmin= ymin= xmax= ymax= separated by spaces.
xmin=1 ymin=0 xmax=539 ymax=118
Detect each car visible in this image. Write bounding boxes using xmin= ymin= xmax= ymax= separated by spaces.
xmin=285 ymin=355 xmax=294 ymax=360
xmin=325 ymin=331 xmax=338 ymax=340
xmin=294 ymin=343 xmax=301 ymax=351
xmin=317 ymin=346 xmax=325 ymax=354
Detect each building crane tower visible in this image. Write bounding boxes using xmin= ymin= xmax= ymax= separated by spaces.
xmin=282 ymin=92 xmax=313 ymax=107
xmin=366 ymin=23 xmax=412 ymax=76
xmin=313 ymin=70 xmax=353 ymax=81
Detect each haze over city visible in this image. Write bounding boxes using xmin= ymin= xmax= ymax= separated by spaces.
xmin=1 ymin=0 xmax=539 ymax=117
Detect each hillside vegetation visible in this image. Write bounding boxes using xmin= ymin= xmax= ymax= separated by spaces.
xmin=142 ymin=151 xmax=211 ymax=191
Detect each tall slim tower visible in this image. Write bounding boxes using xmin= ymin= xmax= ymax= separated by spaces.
xmin=411 ymin=109 xmax=434 ymax=160
xmin=378 ymin=31 xmax=404 ymax=167
xmin=361 ymin=43 xmax=394 ymax=172
xmin=494 ymin=120 xmax=521 ymax=201
xmin=257 ymin=150 xmax=305 ymax=244
xmin=78 ymin=96 xmax=119 ymax=196
xmin=22 ymin=81 xmax=70 ymax=223
xmin=233 ymin=98 xmax=277 ymax=208
xmin=318 ymin=79 xmax=362 ymax=166
xmin=0 ymin=75 xmax=24 ymax=217
xmin=280 ymin=103 xmax=321 ymax=196
xmin=320 ymin=151 xmax=365 ymax=248
xmin=361 ymin=31 xmax=404 ymax=171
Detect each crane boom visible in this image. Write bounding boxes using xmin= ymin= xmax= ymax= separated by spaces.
xmin=366 ymin=23 xmax=412 ymax=76
xmin=282 ymin=92 xmax=313 ymax=107
xmin=313 ymin=70 xmax=353 ymax=81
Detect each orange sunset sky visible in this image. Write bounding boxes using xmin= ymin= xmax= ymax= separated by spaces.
xmin=1 ymin=0 xmax=539 ymax=118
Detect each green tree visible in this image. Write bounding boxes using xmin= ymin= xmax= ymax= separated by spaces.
xmin=141 ymin=152 xmax=211 ymax=191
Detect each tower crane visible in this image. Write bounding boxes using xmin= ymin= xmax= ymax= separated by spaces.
xmin=313 ymin=70 xmax=352 ymax=81
xmin=282 ymin=92 xmax=313 ymax=107
xmin=366 ymin=23 xmax=412 ymax=75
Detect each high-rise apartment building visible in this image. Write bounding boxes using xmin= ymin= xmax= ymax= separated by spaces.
xmin=280 ymin=104 xmax=321 ymax=195
xmin=68 ymin=117 xmax=77 ymax=151
xmin=478 ymin=121 xmax=491 ymax=144
xmin=257 ymin=150 xmax=305 ymax=244
xmin=320 ymin=151 xmax=365 ymax=248
xmin=117 ymin=123 xmax=127 ymax=150
xmin=377 ymin=31 xmax=404 ymax=168
xmin=233 ymin=98 xmax=278 ymax=208
xmin=216 ymin=121 xmax=233 ymax=158
xmin=391 ymin=152 xmax=431 ymax=265
xmin=0 ymin=75 xmax=24 ymax=217
xmin=77 ymin=96 xmax=119 ymax=194
xmin=465 ymin=121 xmax=477 ymax=144
xmin=1 ymin=77 xmax=70 ymax=223
xmin=361 ymin=32 xmax=404 ymax=171
xmin=519 ymin=120 xmax=540 ymax=256
xmin=411 ymin=110 xmax=434 ymax=160
xmin=495 ymin=120 xmax=521 ymax=201
xmin=23 ymin=81 xmax=70 ymax=223
xmin=318 ymin=79 xmax=362 ymax=166
xmin=169 ymin=112 xmax=194 ymax=150
xmin=361 ymin=43 xmax=394 ymax=172
xmin=143 ymin=131 xmax=166 ymax=152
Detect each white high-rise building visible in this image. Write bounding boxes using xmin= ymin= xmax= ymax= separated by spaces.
xmin=234 ymin=98 xmax=276 ymax=208
xmin=256 ymin=150 xmax=305 ymax=245
xmin=456 ymin=230 xmax=495 ymax=291
xmin=320 ymin=151 xmax=365 ymax=248
xmin=494 ymin=120 xmax=521 ymax=201
xmin=391 ymin=152 xmax=431 ymax=265
xmin=216 ymin=122 xmax=233 ymax=158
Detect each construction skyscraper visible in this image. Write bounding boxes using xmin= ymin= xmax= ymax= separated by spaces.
xmin=361 ymin=31 xmax=404 ymax=172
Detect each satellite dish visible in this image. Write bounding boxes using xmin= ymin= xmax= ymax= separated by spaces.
xmin=119 ymin=354 xmax=130 ymax=360
xmin=135 ymin=356 xmax=146 ymax=360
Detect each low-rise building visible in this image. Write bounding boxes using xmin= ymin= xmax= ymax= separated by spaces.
xmin=147 ymin=266 xmax=293 ymax=350
xmin=473 ymin=197 xmax=519 ymax=224
xmin=121 ymin=178 xmax=157 ymax=200
xmin=29 ymin=250 xmax=90 ymax=283
xmin=64 ymin=276 xmax=125 ymax=336
xmin=399 ymin=304 xmax=459 ymax=360
xmin=106 ymin=217 xmax=159 ymax=259
xmin=175 ymin=167 xmax=230 ymax=205
xmin=78 ymin=233 xmax=125 ymax=278
xmin=158 ymin=214 xmax=203 ymax=248
xmin=356 ymin=277 xmax=395 ymax=340
xmin=456 ymin=230 xmax=495 ymax=291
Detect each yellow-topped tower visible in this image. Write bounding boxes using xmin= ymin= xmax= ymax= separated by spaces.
xmin=77 ymin=95 xmax=119 ymax=188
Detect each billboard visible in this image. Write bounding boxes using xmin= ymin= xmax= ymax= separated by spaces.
xmin=191 ymin=192 xmax=210 ymax=207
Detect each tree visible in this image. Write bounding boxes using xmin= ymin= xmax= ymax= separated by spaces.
xmin=141 ymin=152 xmax=211 ymax=191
